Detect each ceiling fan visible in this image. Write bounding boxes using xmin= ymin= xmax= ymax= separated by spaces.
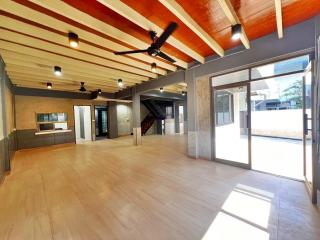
xmin=114 ymin=22 xmax=178 ymax=63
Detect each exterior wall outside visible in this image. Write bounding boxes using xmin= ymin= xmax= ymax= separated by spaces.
xmin=117 ymin=103 xmax=133 ymax=136
xmin=251 ymin=109 xmax=308 ymax=139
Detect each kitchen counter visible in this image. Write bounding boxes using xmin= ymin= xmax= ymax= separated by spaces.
xmin=35 ymin=129 xmax=72 ymax=135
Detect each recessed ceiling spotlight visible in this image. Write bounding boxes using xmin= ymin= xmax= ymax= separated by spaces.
xmin=68 ymin=32 xmax=79 ymax=48
xmin=151 ymin=62 xmax=157 ymax=73
xmin=231 ymin=24 xmax=242 ymax=40
xmin=54 ymin=66 xmax=62 ymax=76
xmin=118 ymin=79 xmax=124 ymax=87
xmin=98 ymin=89 xmax=102 ymax=94
xmin=160 ymin=87 xmax=164 ymax=93
xmin=47 ymin=82 xmax=52 ymax=89
xmin=79 ymin=82 xmax=86 ymax=92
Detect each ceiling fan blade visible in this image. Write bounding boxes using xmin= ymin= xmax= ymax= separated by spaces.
xmin=114 ymin=49 xmax=148 ymax=55
xmin=158 ymin=51 xmax=175 ymax=63
xmin=154 ymin=22 xmax=178 ymax=48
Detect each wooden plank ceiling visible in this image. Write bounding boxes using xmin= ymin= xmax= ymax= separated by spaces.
xmin=0 ymin=0 xmax=319 ymax=94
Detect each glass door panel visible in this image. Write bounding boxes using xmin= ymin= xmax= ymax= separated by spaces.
xmin=303 ymin=63 xmax=317 ymax=203
xmin=213 ymin=84 xmax=250 ymax=167
xmin=251 ymin=73 xmax=304 ymax=179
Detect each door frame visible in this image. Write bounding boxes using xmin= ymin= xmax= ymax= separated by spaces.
xmin=73 ymin=105 xmax=93 ymax=143
xmin=211 ymin=81 xmax=252 ymax=169
xmin=302 ymin=62 xmax=317 ymax=203
xmin=94 ymin=105 xmax=109 ymax=138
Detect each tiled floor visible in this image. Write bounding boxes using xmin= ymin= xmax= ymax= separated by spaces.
xmin=0 ymin=135 xmax=319 ymax=239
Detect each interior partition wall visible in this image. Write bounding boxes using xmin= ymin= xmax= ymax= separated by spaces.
xmin=211 ymin=54 xmax=317 ymax=203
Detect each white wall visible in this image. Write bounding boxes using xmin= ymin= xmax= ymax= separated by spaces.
xmin=74 ymin=106 xmax=80 ymax=140
xmin=83 ymin=106 xmax=92 ymax=141
xmin=117 ymin=103 xmax=133 ymax=136
xmin=165 ymin=118 xmax=175 ymax=135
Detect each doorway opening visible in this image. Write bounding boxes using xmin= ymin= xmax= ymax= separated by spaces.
xmin=95 ymin=106 xmax=108 ymax=140
xmin=74 ymin=105 xmax=92 ymax=143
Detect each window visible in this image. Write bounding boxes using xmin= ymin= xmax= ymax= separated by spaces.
xmin=212 ymin=69 xmax=249 ymax=87
xmin=251 ymin=55 xmax=309 ymax=79
xmin=215 ymin=91 xmax=234 ymax=126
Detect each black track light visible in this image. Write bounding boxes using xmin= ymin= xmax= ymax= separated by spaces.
xmin=118 ymin=79 xmax=124 ymax=87
xmin=160 ymin=87 xmax=164 ymax=93
xmin=231 ymin=24 xmax=242 ymax=40
xmin=98 ymin=89 xmax=102 ymax=94
xmin=79 ymin=82 xmax=86 ymax=92
xmin=151 ymin=62 xmax=157 ymax=72
xmin=54 ymin=66 xmax=62 ymax=76
xmin=47 ymin=82 xmax=52 ymax=89
xmin=68 ymin=32 xmax=79 ymax=48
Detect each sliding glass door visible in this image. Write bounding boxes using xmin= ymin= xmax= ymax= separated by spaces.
xmin=213 ymin=83 xmax=251 ymax=168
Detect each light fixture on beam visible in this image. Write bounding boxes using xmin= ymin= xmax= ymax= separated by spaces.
xmin=231 ymin=24 xmax=242 ymax=40
xmin=118 ymin=79 xmax=124 ymax=87
xmin=182 ymin=91 xmax=186 ymax=96
xmin=98 ymin=89 xmax=102 ymax=94
xmin=68 ymin=32 xmax=79 ymax=48
xmin=79 ymin=82 xmax=86 ymax=92
xmin=151 ymin=62 xmax=157 ymax=73
xmin=54 ymin=66 xmax=62 ymax=76
xmin=160 ymin=87 xmax=164 ymax=93
xmin=47 ymin=82 xmax=52 ymax=89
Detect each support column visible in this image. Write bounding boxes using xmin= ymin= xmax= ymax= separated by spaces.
xmin=132 ymin=87 xmax=141 ymax=145
xmin=108 ymin=101 xmax=118 ymax=139
xmin=183 ymin=97 xmax=188 ymax=134
xmin=174 ymin=101 xmax=180 ymax=134
xmin=186 ymin=69 xmax=198 ymax=158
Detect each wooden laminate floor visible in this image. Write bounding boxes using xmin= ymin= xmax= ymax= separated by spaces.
xmin=0 ymin=135 xmax=319 ymax=240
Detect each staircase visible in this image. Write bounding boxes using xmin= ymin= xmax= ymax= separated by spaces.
xmin=141 ymin=114 xmax=155 ymax=135
xmin=141 ymin=99 xmax=173 ymax=135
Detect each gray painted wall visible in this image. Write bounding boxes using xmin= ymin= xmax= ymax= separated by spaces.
xmin=0 ymin=56 xmax=16 ymax=182
xmin=108 ymin=101 xmax=118 ymax=139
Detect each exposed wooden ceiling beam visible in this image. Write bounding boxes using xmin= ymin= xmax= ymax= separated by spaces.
xmin=0 ymin=41 xmax=148 ymax=81
xmin=216 ymin=0 xmax=250 ymax=49
xmin=4 ymin=59 xmax=138 ymax=85
xmin=0 ymin=0 xmax=177 ymax=71
xmin=0 ymin=29 xmax=158 ymax=78
xmin=97 ymin=0 xmax=205 ymax=63
xmin=0 ymin=49 xmax=146 ymax=83
xmin=0 ymin=15 xmax=167 ymax=75
xmin=158 ymin=0 xmax=224 ymax=57
xmin=6 ymin=69 xmax=132 ymax=88
xmin=5 ymin=66 xmax=137 ymax=88
xmin=10 ymin=75 xmax=123 ymax=90
xmin=11 ymin=80 xmax=117 ymax=93
xmin=275 ymin=0 xmax=284 ymax=39
xmin=27 ymin=0 xmax=189 ymax=68
xmin=11 ymin=79 xmax=118 ymax=92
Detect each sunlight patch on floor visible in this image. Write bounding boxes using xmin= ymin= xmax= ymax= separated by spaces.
xmin=202 ymin=184 xmax=273 ymax=240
